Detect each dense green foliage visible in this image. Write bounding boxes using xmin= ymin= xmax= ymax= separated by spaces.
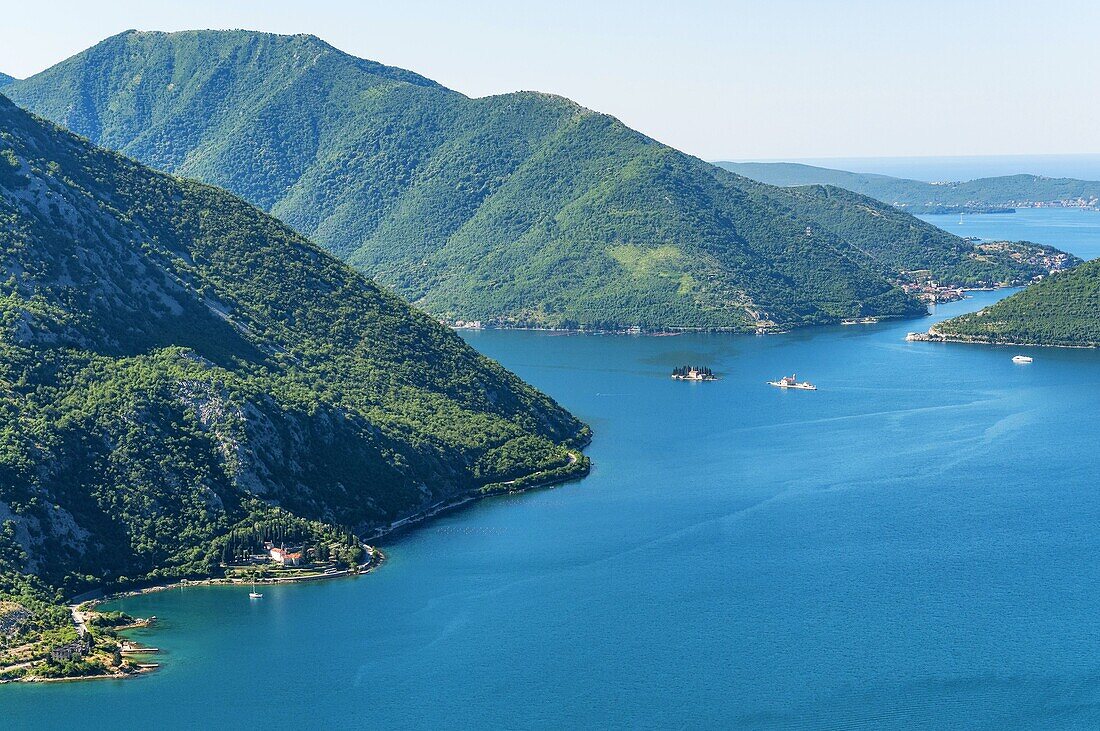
xmin=935 ymin=261 xmax=1100 ymax=346
xmin=0 ymin=73 xmax=13 ymax=89
xmin=767 ymin=185 xmax=1079 ymax=286
xmin=9 ymin=29 xmax=1055 ymax=329
xmin=717 ymin=161 xmax=1100 ymax=213
xmin=0 ymin=95 xmax=588 ymax=659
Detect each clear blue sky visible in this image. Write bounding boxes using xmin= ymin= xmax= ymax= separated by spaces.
xmin=3 ymin=0 xmax=1099 ymax=160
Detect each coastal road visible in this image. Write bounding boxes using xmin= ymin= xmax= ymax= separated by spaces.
xmin=69 ymin=605 xmax=87 ymax=637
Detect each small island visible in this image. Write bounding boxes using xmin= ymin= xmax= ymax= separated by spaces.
xmin=671 ymin=366 xmax=717 ymax=381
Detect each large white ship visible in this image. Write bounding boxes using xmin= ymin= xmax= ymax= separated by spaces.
xmin=767 ymin=374 xmax=817 ymax=391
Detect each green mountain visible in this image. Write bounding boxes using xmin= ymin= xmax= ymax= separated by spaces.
xmin=767 ymin=184 xmax=1078 ymax=285
xmin=0 ymin=73 xmax=13 ymax=89
xmin=0 ymin=94 xmax=587 ymax=676
xmin=931 ymin=262 xmax=1100 ymax=346
xmin=6 ymin=30 xmax=1064 ymax=331
xmin=716 ymin=161 xmax=1100 ymax=214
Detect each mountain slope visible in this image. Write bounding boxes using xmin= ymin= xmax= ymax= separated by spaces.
xmin=761 ymin=184 xmax=1079 ymax=285
xmin=0 ymin=73 xmax=12 ymax=89
xmin=717 ymin=161 xmax=1100 ymax=213
xmin=932 ymin=262 xmax=1100 ymax=346
xmin=7 ymin=29 xmax=1058 ymax=330
xmin=0 ymin=94 xmax=588 ymax=673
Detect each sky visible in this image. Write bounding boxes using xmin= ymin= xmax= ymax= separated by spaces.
xmin=2 ymin=0 xmax=1099 ymax=161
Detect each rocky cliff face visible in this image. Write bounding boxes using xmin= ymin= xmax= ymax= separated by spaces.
xmin=0 ymin=94 xmax=588 ymax=596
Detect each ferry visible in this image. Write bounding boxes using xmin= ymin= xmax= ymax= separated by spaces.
xmin=1011 ymin=355 xmax=1034 ymax=364
xmin=840 ymin=317 xmax=880 ymax=326
xmin=767 ymin=374 xmax=817 ymax=391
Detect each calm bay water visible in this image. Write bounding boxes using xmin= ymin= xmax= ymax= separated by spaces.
xmin=919 ymin=208 xmax=1100 ymax=261
xmin=6 ymin=212 xmax=1100 ymax=729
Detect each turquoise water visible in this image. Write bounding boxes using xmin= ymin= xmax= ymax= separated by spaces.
xmin=918 ymin=208 xmax=1100 ymax=261
xmin=7 ymin=212 xmax=1100 ymax=729
xmin=8 ymin=290 xmax=1100 ymax=729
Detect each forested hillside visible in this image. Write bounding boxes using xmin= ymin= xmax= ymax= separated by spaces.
xmin=933 ymin=262 xmax=1100 ymax=346
xmin=765 ymin=184 xmax=1078 ymax=285
xmin=0 ymin=95 xmax=588 ymax=673
xmin=6 ymin=30 xmax=1064 ymax=330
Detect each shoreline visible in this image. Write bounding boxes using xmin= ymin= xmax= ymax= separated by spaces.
xmin=906 ymin=329 xmax=1100 ymax=349
xmin=450 ymin=315 xmax=917 ymax=337
xmin=363 ymin=447 xmax=591 ymax=543
xmin=12 ymin=446 xmax=590 ymax=685
xmin=93 ymin=545 xmax=389 ymax=606
xmin=446 ymin=291 xmax=1047 ymax=337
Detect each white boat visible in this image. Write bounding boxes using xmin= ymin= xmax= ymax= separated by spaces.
xmin=249 ymin=580 xmax=263 ymax=599
xmin=767 ymin=374 xmax=817 ymax=391
xmin=1012 ymin=355 xmax=1033 ymax=364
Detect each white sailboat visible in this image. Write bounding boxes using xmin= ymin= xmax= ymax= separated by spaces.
xmin=249 ymin=579 xmax=263 ymax=599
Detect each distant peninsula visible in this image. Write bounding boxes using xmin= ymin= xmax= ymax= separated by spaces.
xmin=716 ymin=161 xmax=1100 ymax=215
xmin=920 ymin=260 xmax=1100 ymax=347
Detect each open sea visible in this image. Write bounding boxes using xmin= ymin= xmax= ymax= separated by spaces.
xmin=5 ymin=210 xmax=1100 ymax=729
xmin=918 ymin=208 xmax=1100 ymax=262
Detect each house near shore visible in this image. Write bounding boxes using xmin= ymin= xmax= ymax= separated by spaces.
xmin=270 ymin=547 xmax=303 ymax=566
xmin=50 ymin=635 xmax=92 ymax=662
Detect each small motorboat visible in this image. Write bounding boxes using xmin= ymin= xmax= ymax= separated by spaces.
xmin=1011 ymin=355 xmax=1033 ymax=364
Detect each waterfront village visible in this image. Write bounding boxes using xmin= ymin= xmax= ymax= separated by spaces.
xmin=898 ymin=278 xmax=968 ymax=304
xmin=222 ymin=540 xmax=372 ymax=580
xmin=894 ymin=243 xmax=1076 ymax=304
xmin=0 ymin=541 xmax=379 ymax=683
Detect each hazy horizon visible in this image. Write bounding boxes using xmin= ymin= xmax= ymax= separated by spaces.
xmin=720 ymin=153 xmax=1100 ymax=182
xmin=4 ymin=0 xmax=1100 ymax=161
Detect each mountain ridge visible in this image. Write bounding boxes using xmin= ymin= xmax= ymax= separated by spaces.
xmin=930 ymin=261 xmax=1100 ymax=346
xmin=6 ymin=29 xmax=1068 ymax=331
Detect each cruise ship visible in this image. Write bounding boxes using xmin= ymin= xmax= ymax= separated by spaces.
xmin=767 ymin=374 xmax=817 ymax=390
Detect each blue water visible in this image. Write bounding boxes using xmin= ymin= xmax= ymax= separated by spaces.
xmin=7 ymin=216 xmax=1100 ymax=729
xmin=7 ymin=291 xmax=1100 ymax=729
xmin=918 ymin=208 xmax=1100 ymax=261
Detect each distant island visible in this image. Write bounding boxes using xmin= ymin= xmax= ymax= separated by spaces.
xmin=716 ymin=161 xmax=1100 ymax=215
xmin=672 ymin=366 xmax=717 ymax=381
